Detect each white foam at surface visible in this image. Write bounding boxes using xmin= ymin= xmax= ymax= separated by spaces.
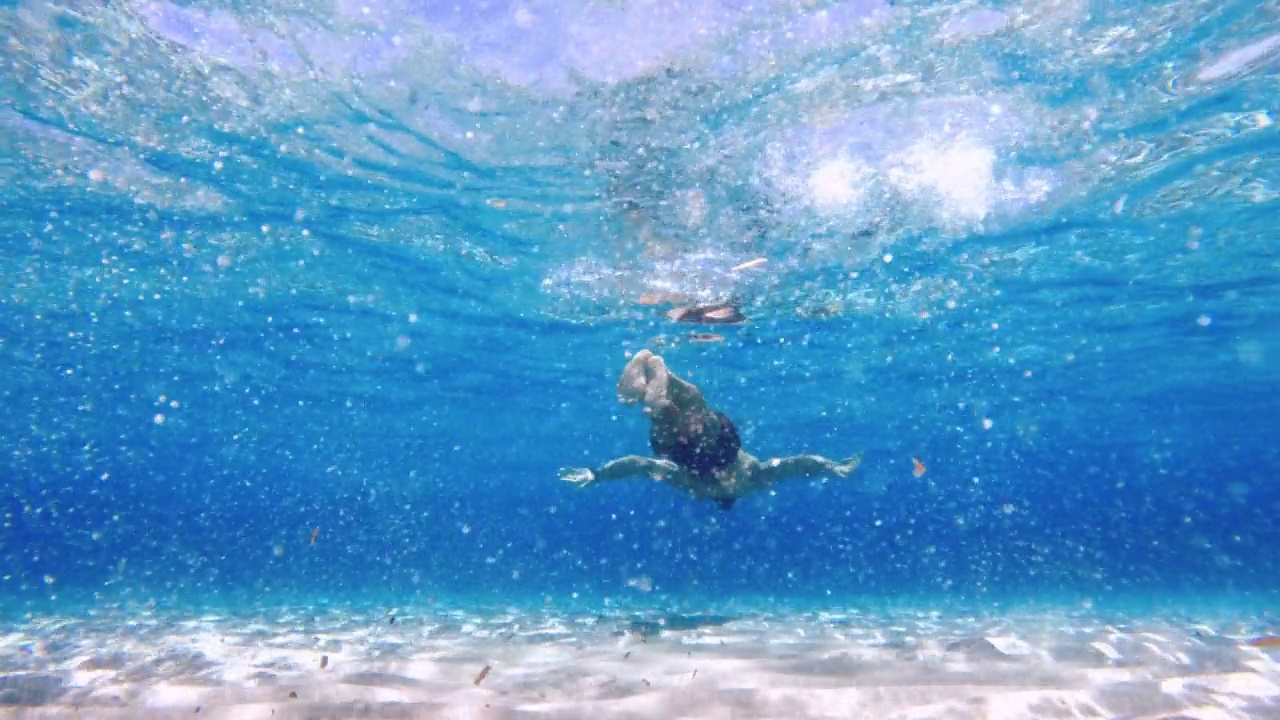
xmin=938 ymin=8 xmax=1010 ymax=40
xmin=886 ymin=138 xmax=998 ymax=226
xmin=743 ymin=95 xmax=1056 ymax=262
xmin=807 ymin=157 xmax=874 ymax=210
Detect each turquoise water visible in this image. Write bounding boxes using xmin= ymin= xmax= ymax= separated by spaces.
xmin=1 ymin=0 xmax=1279 ymax=616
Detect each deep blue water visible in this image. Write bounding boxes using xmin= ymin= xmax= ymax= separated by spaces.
xmin=1 ymin=0 xmax=1279 ymax=615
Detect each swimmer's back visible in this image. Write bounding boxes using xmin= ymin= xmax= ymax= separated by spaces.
xmin=649 ymin=409 xmax=740 ymax=479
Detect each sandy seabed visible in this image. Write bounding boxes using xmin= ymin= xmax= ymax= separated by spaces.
xmin=1 ymin=602 xmax=1279 ymax=719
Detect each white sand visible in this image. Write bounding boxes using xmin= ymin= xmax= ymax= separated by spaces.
xmin=0 ymin=604 xmax=1277 ymax=719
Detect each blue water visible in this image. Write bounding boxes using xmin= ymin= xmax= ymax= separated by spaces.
xmin=1 ymin=0 xmax=1279 ymax=616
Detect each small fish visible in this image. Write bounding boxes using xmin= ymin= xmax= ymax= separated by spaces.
xmin=308 ymin=527 xmax=320 ymax=545
xmin=912 ymin=457 xmax=926 ymax=477
xmin=730 ymin=257 xmax=768 ymax=272
xmin=473 ymin=664 xmax=492 ymax=686
xmin=688 ymin=333 xmax=724 ymax=344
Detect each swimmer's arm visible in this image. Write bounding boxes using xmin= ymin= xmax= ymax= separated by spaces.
xmin=559 ymin=456 xmax=685 ymax=487
xmin=596 ymin=455 xmax=684 ymax=482
xmin=751 ymin=454 xmax=862 ymax=485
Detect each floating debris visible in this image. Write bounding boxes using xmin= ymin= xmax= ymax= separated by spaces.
xmin=308 ymin=527 xmax=320 ymax=545
xmin=1248 ymin=636 xmax=1280 ymax=648
xmin=625 ymin=575 xmax=654 ymax=592
xmin=912 ymin=457 xmax=927 ymax=478
xmin=320 ymin=655 xmax=328 ymax=670
xmin=474 ymin=664 xmax=492 ymax=686
xmin=667 ymin=302 xmax=746 ymax=325
xmin=389 ymin=616 xmax=396 ymax=625
xmin=730 ymin=257 xmax=768 ymax=272
xmin=288 ymin=691 xmax=298 ymax=699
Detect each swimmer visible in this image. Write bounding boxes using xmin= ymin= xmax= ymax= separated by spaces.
xmin=559 ymin=350 xmax=861 ymax=510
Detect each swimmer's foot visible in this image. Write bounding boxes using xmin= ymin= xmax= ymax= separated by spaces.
xmin=617 ymin=350 xmax=655 ymax=404
xmin=641 ymin=354 xmax=673 ymax=410
xmin=833 ymin=456 xmax=862 ymax=478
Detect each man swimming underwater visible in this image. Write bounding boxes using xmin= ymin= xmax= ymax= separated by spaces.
xmin=559 ymin=350 xmax=861 ymax=510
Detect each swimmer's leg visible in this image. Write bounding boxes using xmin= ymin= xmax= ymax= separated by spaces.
xmin=752 ymin=454 xmax=862 ymax=486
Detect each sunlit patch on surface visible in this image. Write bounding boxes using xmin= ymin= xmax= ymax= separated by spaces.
xmin=807 ymin=158 xmax=874 ymax=211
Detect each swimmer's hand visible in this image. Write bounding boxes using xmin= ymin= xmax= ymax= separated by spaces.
xmin=558 ymin=467 xmax=596 ymax=487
